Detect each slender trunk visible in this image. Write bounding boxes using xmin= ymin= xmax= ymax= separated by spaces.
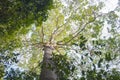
xmin=40 ymin=46 xmax=57 ymax=80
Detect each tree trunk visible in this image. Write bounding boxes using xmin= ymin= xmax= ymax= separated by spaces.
xmin=40 ymin=46 xmax=57 ymax=80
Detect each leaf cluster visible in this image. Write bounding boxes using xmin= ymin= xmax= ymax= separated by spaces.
xmin=0 ymin=0 xmax=53 ymax=36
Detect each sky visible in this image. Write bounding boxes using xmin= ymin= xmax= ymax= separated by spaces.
xmin=100 ymin=0 xmax=118 ymax=39
xmin=101 ymin=0 xmax=118 ymax=13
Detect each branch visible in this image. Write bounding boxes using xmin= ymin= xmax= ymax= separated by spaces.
xmin=64 ymin=13 xmax=97 ymax=45
xmin=51 ymin=7 xmax=80 ymax=40
xmin=41 ymin=26 xmax=44 ymax=43
xmin=22 ymin=39 xmax=44 ymax=48
xmin=49 ymin=16 xmax=72 ymax=43
xmin=49 ymin=17 xmax=59 ymax=42
xmin=53 ymin=46 xmax=62 ymax=54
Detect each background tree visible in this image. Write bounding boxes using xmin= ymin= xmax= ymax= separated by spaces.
xmin=0 ymin=0 xmax=53 ymax=79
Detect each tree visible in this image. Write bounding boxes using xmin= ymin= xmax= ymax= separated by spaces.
xmin=22 ymin=0 xmax=119 ymax=80
xmin=0 ymin=0 xmax=53 ymax=52
xmin=0 ymin=0 xmax=53 ymax=79
xmin=1 ymin=0 xmax=120 ymax=80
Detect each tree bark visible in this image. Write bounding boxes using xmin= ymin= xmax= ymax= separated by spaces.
xmin=40 ymin=46 xmax=57 ymax=80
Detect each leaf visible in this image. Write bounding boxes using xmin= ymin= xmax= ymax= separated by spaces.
xmin=105 ymin=52 xmax=112 ymax=61
xmin=98 ymin=58 xmax=103 ymax=68
xmin=89 ymin=57 xmax=93 ymax=61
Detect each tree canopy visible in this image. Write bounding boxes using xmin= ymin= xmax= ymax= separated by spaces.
xmin=0 ymin=0 xmax=120 ymax=80
xmin=0 ymin=0 xmax=53 ymax=34
xmin=0 ymin=0 xmax=53 ymax=53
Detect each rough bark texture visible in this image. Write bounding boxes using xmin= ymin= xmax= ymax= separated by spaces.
xmin=40 ymin=46 xmax=57 ymax=80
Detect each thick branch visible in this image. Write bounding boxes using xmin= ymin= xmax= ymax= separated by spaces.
xmin=49 ymin=17 xmax=59 ymax=42
xmin=41 ymin=26 xmax=45 ymax=43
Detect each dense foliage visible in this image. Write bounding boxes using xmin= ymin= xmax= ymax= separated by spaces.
xmin=0 ymin=0 xmax=53 ymax=35
xmin=0 ymin=0 xmax=53 ymax=58
xmin=0 ymin=0 xmax=53 ymax=79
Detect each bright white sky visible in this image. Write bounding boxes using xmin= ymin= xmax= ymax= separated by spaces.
xmin=101 ymin=0 xmax=118 ymax=13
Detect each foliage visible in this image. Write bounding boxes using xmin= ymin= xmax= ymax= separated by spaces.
xmin=0 ymin=0 xmax=53 ymax=36
xmin=52 ymin=53 xmax=76 ymax=80
xmin=4 ymin=68 xmax=39 ymax=80
xmin=0 ymin=0 xmax=53 ymax=58
xmin=69 ymin=36 xmax=120 ymax=79
xmin=0 ymin=0 xmax=53 ymax=79
xmin=0 ymin=0 xmax=120 ymax=80
xmin=80 ymin=69 xmax=120 ymax=80
xmin=0 ymin=65 xmax=4 ymax=80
